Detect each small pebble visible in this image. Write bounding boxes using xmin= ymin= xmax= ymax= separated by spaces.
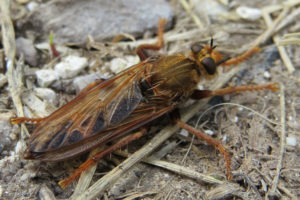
xmin=178 ymin=129 xmax=189 ymax=137
xmin=54 ymin=56 xmax=88 ymax=79
xmin=286 ymin=136 xmax=297 ymax=146
xmin=109 ymin=56 xmax=139 ymax=74
xmin=204 ymin=130 xmax=214 ymax=136
xmin=263 ymin=71 xmax=271 ymax=79
xmin=234 ymin=116 xmax=239 ymax=123
xmin=35 ymin=69 xmax=58 ymax=87
xmin=26 ymin=1 xmax=39 ymax=11
xmin=236 ymin=6 xmax=262 ymax=21
xmin=73 ymin=73 xmax=103 ymax=93
xmin=34 ymin=88 xmax=57 ymax=104
xmin=193 ymin=0 xmax=227 ymax=18
xmin=163 ymin=174 xmax=169 ymax=178
xmin=22 ymin=93 xmax=52 ymax=117
xmin=16 ymin=37 xmax=38 ymax=66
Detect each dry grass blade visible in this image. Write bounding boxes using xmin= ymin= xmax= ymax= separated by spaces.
xmin=206 ymin=183 xmax=246 ymax=200
xmin=279 ymin=32 xmax=300 ymax=46
xmin=115 ymin=150 xmax=224 ymax=185
xmin=275 ymin=8 xmax=300 ymax=33
xmin=254 ymin=7 xmax=290 ymax=46
xmin=0 ymin=0 xmax=17 ymax=108
xmin=233 ymin=173 xmax=262 ymax=200
xmin=121 ymin=191 xmax=158 ymax=200
xmin=261 ymin=7 xmax=295 ymax=73
xmin=180 ymin=0 xmax=204 ymax=29
xmin=262 ymin=0 xmax=300 ymax=13
xmin=0 ymin=0 xmax=27 ymax=140
xmin=73 ymin=66 xmax=241 ymax=200
xmin=268 ymin=83 xmax=286 ymax=197
xmin=255 ymin=168 xmax=296 ymax=199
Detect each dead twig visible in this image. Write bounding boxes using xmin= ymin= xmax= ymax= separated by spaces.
xmin=0 ymin=0 xmax=28 ymax=141
xmin=268 ymin=83 xmax=287 ymax=197
xmin=255 ymin=168 xmax=296 ymax=199
xmin=180 ymin=0 xmax=204 ymax=29
xmin=114 ymin=150 xmax=224 ymax=185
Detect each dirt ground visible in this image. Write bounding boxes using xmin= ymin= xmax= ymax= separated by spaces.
xmin=1 ymin=0 xmax=300 ymax=199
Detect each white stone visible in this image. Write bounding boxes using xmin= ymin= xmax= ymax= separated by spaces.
xmin=192 ymin=0 xmax=227 ymax=18
xmin=264 ymin=71 xmax=271 ymax=79
xmin=26 ymin=1 xmax=39 ymax=11
xmin=178 ymin=129 xmax=189 ymax=137
xmin=204 ymin=130 xmax=214 ymax=136
xmin=222 ymin=135 xmax=228 ymax=142
xmin=234 ymin=116 xmax=239 ymax=123
xmin=236 ymin=6 xmax=262 ymax=21
xmin=108 ymin=56 xmax=139 ymax=74
xmin=34 ymin=87 xmax=57 ymax=104
xmin=22 ymin=93 xmax=52 ymax=117
xmin=35 ymin=69 xmax=58 ymax=87
xmin=73 ymin=73 xmax=104 ymax=93
xmin=55 ymin=55 xmax=88 ymax=79
xmin=286 ymin=136 xmax=297 ymax=146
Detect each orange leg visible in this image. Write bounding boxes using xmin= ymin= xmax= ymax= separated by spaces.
xmin=59 ymin=128 xmax=147 ymax=189
xmin=10 ymin=117 xmax=44 ymax=125
xmin=222 ymin=46 xmax=261 ymax=66
xmin=136 ymin=19 xmax=166 ymax=61
xmin=176 ymin=120 xmax=232 ymax=179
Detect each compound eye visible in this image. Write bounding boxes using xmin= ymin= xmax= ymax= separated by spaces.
xmin=191 ymin=44 xmax=204 ymax=54
xmin=201 ymin=57 xmax=216 ymax=75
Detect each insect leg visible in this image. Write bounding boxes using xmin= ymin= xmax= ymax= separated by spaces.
xmin=58 ymin=128 xmax=147 ymax=189
xmin=10 ymin=117 xmax=44 ymax=125
xmin=191 ymin=83 xmax=278 ymax=99
xmin=175 ymin=119 xmax=231 ymax=179
xmin=136 ymin=19 xmax=166 ymax=61
xmin=221 ymin=46 xmax=261 ymax=66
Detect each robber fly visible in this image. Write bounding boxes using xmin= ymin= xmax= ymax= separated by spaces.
xmin=11 ymin=19 xmax=277 ymax=188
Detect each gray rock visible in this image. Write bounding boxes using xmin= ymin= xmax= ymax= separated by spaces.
xmin=20 ymin=0 xmax=173 ymax=44
xmin=54 ymin=55 xmax=88 ymax=79
xmin=16 ymin=37 xmax=38 ymax=66
xmin=73 ymin=73 xmax=104 ymax=93
xmin=35 ymin=69 xmax=58 ymax=87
